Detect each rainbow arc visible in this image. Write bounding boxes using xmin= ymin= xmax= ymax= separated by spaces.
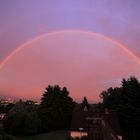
xmin=0 ymin=30 xmax=140 ymax=70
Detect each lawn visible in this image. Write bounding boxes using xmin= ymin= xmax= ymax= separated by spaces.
xmin=19 ymin=130 xmax=70 ymax=140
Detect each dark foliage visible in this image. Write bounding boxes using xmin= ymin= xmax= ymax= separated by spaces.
xmin=99 ymin=76 xmax=140 ymax=140
xmin=81 ymin=97 xmax=90 ymax=110
xmin=24 ymin=110 xmax=41 ymax=134
xmin=3 ymin=85 xmax=75 ymax=135
xmin=38 ymin=85 xmax=75 ymax=131
xmin=0 ymin=103 xmax=15 ymax=114
xmin=0 ymin=121 xmax=19 ymax=140
xmin=3 ymin=100 xmax=41 ymax=135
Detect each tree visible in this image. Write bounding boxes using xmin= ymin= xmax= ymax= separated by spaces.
xmin=3 ymin=100 xmax=26 ymax=134
xmin=3 ymin=99 xmax=41 ymax=135
xmin=0 ymin=103 xmax=15 ymax=114
xmin=38 ymin=85 xmax=75 ymax=131
xmin=100 ymin=87 xmax=122 ymax=110
xmin=24 ymin=110 xmax=41 ymax=134
xmin=99 ymin=76 xmax=140 ymax=140
xmin=119 ymin=77 xmax=140 ymax=140
xmin=81 ymin=97 xmax=90 ymax=110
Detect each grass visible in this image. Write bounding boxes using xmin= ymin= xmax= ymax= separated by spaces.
xmin=19 ymin=130 xmax=70 ymax=140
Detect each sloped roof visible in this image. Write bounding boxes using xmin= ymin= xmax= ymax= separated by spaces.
xmin=71 ymin=110 xmax=87 ymax=131
xmin=71 ymin=104 xmax=122 ymax=136
xmin=70 ymin=104 xmax=94 ymax=131
xmin=102 ymin=111 xmax=122 ymax=135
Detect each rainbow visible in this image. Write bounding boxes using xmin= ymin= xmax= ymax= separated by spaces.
xmin=0 ymin=30 xmax=140 ymax=70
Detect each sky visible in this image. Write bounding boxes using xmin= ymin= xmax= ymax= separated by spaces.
xmin=0 ymin=0 xmax=140 ymax=102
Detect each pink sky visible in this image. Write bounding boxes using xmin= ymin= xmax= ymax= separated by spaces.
xmin=0 ymin=31 xmax=140 ymax=102
xmin=1 ymin=1 xmax=140 ymax=103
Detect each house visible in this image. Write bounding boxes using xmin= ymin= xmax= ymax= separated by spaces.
xmin=70 ymin=103 xmax=95 ymax=139
xmin=101 ymin=110 xmax=123 ymax=140
xmin=70 ymin=104 xmax=92 ymax=138
xmin=70 ymin=109 xmax=88 ymax=138
xmin=70 ymin=104 xmax=123 ymax=140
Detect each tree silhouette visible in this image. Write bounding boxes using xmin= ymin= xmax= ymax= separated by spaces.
xmin=38 ymin=85 xmax=75 ymax=131
xmin=100 ymin=87 xmax=122 ymax=110
xmin=100 ymin=76 xmax=140 ymax=140
xmin=81 ymin=97 xmax=90 ymax=110
xmin=24 ymin=110 xmax=41 ymax=134
xmin=3 ymin=100 xmax=41 ymax=135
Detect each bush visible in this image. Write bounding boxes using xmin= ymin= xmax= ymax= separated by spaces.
xmin=3 ymin=100 xmax=41 ymax=135
xmin=24 ymin=111 xmax=41 ymax=134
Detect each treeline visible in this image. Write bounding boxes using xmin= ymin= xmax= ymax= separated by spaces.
xmin=2 ymin=76 xmax=140 ymax=140
xmin=0 ymin=103 xmax=14 ymax=114
xmin=3 ymin=85 xmax=75 ymax=135
xmin=99 ymin=76 xmax=140 ymax=140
